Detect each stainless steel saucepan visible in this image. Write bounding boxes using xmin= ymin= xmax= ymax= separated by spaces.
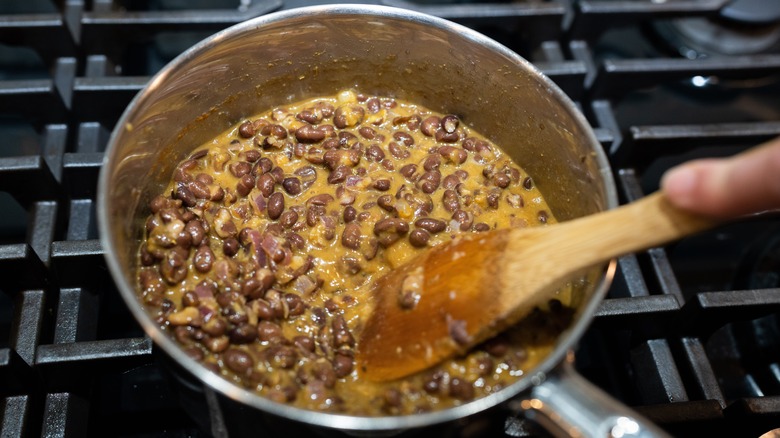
xmin=98 ymin=4 xmax=668 ymax=436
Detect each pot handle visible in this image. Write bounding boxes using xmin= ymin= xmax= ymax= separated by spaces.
xmin=517 ymin=354 xmax=671 ymax=438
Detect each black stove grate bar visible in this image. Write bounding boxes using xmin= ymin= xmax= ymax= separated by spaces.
xmin=590 ymin=56 xmax=780 ymax=100
xmin=566 ymin=0 xmax=727 ymax=41
xmin=382 ymin=0 xmax=565 ymax=38
xmin=76 ymin=0 xmax=282 ymax=60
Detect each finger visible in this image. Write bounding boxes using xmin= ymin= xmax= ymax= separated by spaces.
xmin=661 ymin=138 xmax=780 ymax=219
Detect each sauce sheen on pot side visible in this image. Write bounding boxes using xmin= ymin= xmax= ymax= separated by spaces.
xmin=136 ymin=89 xmax=574 ymax=415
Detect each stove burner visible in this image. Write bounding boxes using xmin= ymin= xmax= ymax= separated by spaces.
xmin=653 ymin=17 xmax=780 ymax=59
xmin=650 ymin=0 xmax=780 ymax=60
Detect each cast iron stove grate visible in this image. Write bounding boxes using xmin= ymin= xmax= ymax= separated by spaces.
xmin=0 ymin=0 xmax=779 ymax=437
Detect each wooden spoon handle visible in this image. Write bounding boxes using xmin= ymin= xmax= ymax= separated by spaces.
xmin=506 ymin=191 xmax=718 ymax=276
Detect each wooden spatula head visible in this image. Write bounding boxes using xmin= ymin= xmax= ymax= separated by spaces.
xmin=356 ymin=228 xmax=544 ymax=382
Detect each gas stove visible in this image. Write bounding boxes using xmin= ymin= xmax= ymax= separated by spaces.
xmin=1 ymin=0 xmax=779 ymax=437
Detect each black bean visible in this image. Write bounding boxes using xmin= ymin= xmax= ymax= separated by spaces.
xmin=332 ymin=352 xmax=354 ymax=378
xmin=441 ymin=115 xmax=459 ymax=133
xmin=538 ymin=210 xmax=549 ymax=224
xmin=388 ymin=142 xmax=410 ymax=159
xmin=409 ymin=229 xmax=430 ymax=247
xmin=257 ymin=173 xmax=276 ymax=197
xmin=296 ymin=110 xmax=321 ymax=124
xmin=442 ymin=174 xmax=460 ymax=190
xmin=161 ymin=250 xmax=188 ymax=284
xmin=236 ymin=174 xmax=255 ymax=197
xmin=174 ymin=184 xmax=196 ymax=207
xmin=260 ymin=123 xmax=288 ymax=140
xmin=442 ymin=189 xmax=460 ymax=213
xmin=333 ymin=105 xmax=365 ymax=129
xmin=201 ymin=317 xmax=227 ymax=337
xmin=295 ymin=125 xmax=326 ymax=143
xmin=340 ymin=256 xmax=362 ymax=275
xmin=452 ymin=209 xmax=473 ymax=231
xmin=449 ymin=377 xmax=474 ymax=400
xmin=255 ymin=157 xmax=273 ymax=175
xmin=362 ymin=238 xmax=379 ymax=260
xmin=280 ymin=177 xmax=301 ymax=196
xmin=438 ymin=146 xmax=468 ymax=164
xmin=377 ymin=194 xmax=395 ymax=213
xmin=423 ymin=154 xmax=441 ymax=171
xmin=421 ymin=116 xmax=440 ymax=136
xmin=343 ymin=206 xmax=357 ymax=223
xmin=243 ymin=150 xmax=261 ymax=162
xmin=229 ymin=161 xmax=252 ymax=177
xmin=189 ymin=180 xmax=211 ymax=199
xmin=252 ymin=300 xmax=275 ymax=321
xmin=365 ymin=97 xmax=381 ymax=113
xmin=461 ymin=137 xmax=479 ymax=151
xmin=523 ymin=176 xmax=534 ymax=190
xmin=507 ymin=167 xmax=521 ymax=183
xmin=414 ymin=217 xmax=446 ymax=233
xmin=328 ymin=165 xmax=350 ymax=184
xmin=286 ymin=232 xmax=305 ymax=250
xmin=176 ymin=229 xmax=192 ymax=249
xmin=224 ymin=348 xmax=254 ymax=374
xmin=267 ymin=192 xmax=285 ymax=220
xmin=279 ymin=210 xmax=298 ymax=229
xmin=423 ymin=373 xmax=442 ymax=394
xmin=474 ymin=222 xmax=490 ymax=232
xmin=358 ymin=126 xmax=377 ymax=139
xmin=193 ymin=245 xmax=214 ymax=273
xmin=185 ymin=220 xmax=207 ymax=246
xmin=399 ymin=163 xmax=418 ymax=181
xmin=322 ymin=150 xmax=344 ymax=170
xmin=494 ymin=173 xmax=511 ymax=188
xmin=257 ymin=320 xmax=284 ymax=343
xmin=140 ymin=245 xmax=156 ymax=266
xmin=436 ymin=129 xmax=460 ymax=143
xmin=306 ymin=193 xmax=334 ymax=206
xmin=230 ymin=323 xmax=258 ymax=344
xmin=393 ymin=115 xmax=421 ymax=131
xmin=418 ymin=170 xmax=441 ymax=194
xmin=268 ymin=345 xmax=298 ymax=369
xmin=238 ymin=121 xmax=255 ymax=138
xmin=487 ymin=188 xmax=501 ymax=209
xmin=332 ymin=317 xmax=355 ymax=349
xmin=174 ymin=159 xmax=196 ymax=183
xmin=181 ymin=290 xmax=199 ymax=308
xmin=374 ymin=218 xmax=409 ymax=247
xmin=222 ymin=237 xmax=239 ymax=256
xmin=285 ymin=293 xmax=306 ymax=317
xmin=340 ymin=222 xmax=362 ymax=249
xmin=294 ymin=165 xmax=318 ymax=189
xmin=372 ymin=179 xmax=391 ymax=191
xmin=366 ymin=144 xmax=385 ymax=162
xmin=293 ymin=335 xmax=315 ymax=353
xmin=306 ymin=205 xmax=324 ymax=227
xmin=393 ymin=132 xmax=414 ymax=147
xmin=337 ymin=131 xmax=358 ymax=148
xmin=269 ymin=167 xmax=284 ymax=183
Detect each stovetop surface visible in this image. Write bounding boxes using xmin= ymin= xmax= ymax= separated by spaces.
xmin=1 ymin=0 xmax=780 ymax=437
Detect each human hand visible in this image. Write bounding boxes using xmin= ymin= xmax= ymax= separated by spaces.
xmin=661 ymin=136 xmax=780 ymax=219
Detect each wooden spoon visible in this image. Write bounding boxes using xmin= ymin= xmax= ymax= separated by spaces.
xmin=356 ymin=191 xmax=718 ymax=382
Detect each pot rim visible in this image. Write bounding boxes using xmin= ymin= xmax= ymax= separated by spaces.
xmin=97 ymin=3 xmax=618 ymax=431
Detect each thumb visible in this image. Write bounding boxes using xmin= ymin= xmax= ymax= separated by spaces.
xmin=661 ymin=138 xmax=780 ymax=219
